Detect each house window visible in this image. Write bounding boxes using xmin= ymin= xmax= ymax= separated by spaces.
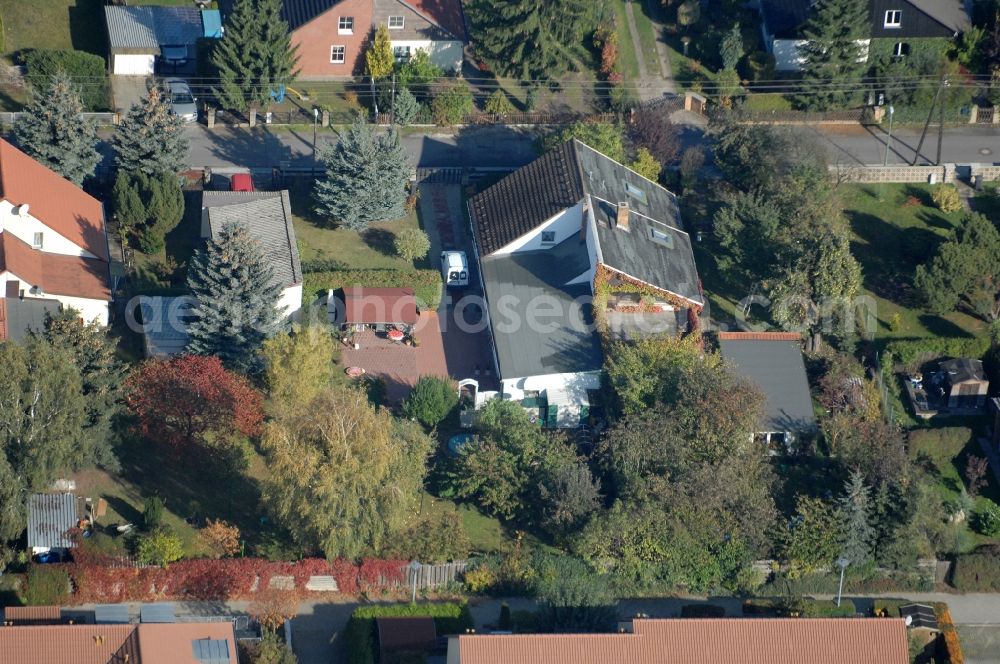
xmin=393 ymin=45 xmax=412 ymax=61
xmin=892 ymin=42 xmax=909 ymax=58
xmin=884 ymin=10 xmax=902 ymax=28
xmin=540 ymin=231 xmax=556 ymax=244
xmin=330 ymin=45 xmax=346 ymax=64
xmin=649 ymin=227 xmax=674 ymax=249
xmin=388 ymin=15 xmax=404 ymax=29
xmin=338 ymin=16 xmax=354 ymax=34
xmin=32 ymin=232 xmax=43 ymax=248
xmin=623 ymin=181 xmax=647 ymax=204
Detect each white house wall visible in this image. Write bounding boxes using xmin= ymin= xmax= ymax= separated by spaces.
xmin=1 ymin=201 xmax=100 ymax=258
xmin=112 ymin=53 xmax=156 ymax=76
xmin=279 ymin=283 xmax=303 ymax=322
xmin=491 ymin=200 xmax=586 ymax=257
xmin=393 ymin=40 xmax=463 ymax=72
xmin=501 ymin=370 xmax=602 ymax=402
xmin=0 ymin=271 xmax=108 ymax=324
xmin=773 ymin=38 xmax=870 ymax=71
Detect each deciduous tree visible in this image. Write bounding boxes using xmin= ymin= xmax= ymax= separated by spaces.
xmin=543 ymin=122 xmax=626 ymax=162
xmin=781 ymin=496 xmax=844 ymax=574
xmin=200 ymin=519 xmax=242 ymax=558
xmin=261 ymin=385 xmax=432 ymax=558
xmin=14 ymin=70 xmax=99 ymax=185
xmin=113 ymin=84 xmax=188 ymax=176
xmin=262 ymin=324 xmax=336 ymax=419
xmin=401 ymin=376 xmax=458 ymax=427
xmin=124 ymin=355 xmax=264 ymax=451
xmin=630 ymin=147 xmax=661 ymax=182
xmin=628 ymin=107 xmax=680 ymax=165
xmin=187 ymin=223 xmax=283 ymax=370
xmin=365 ymin=24 xmax=395 ymax=79
xmin=314 ymin=121 xmax=409 ymax=231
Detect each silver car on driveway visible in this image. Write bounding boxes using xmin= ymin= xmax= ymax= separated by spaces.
xmin=165 ymin=78 xmax=197 ymax=122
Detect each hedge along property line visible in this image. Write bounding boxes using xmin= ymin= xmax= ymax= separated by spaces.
xmin=302 ymin=269 xmax=443 ymax=310
xmin=883 ymin=337 xmax=992 ymax=372
xmin=52 ymin=557 xmax=408 ymax=604
xmin=345 ymin=602 xmax=475 ymax=664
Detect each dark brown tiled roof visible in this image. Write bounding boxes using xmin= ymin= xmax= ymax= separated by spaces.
xmin=0 ymin=232 xmax=110 ymax=300
xmin=450 ymin=618 xmax=909 ymax=664
xmin=469 ymin=141 xmax=585 ymax=255
xmin=341 ymin=287 xmax=419 ymax=325
xmin=377 ymin=617 xmax=437 ymax=657
xmin=0 ymin=139 xmax=108 ymax=262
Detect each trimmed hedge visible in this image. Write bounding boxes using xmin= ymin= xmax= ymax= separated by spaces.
xmin=23 ymin=49 xmax=109 ymax=111
xmin=24 ymin=566 xmax=70 ymax=606
xmin=345 ymin=602 xmax=474 ymax=664
xmin=884 ymin=337 xmax=991 ymax=371
xmin=304 ymin=269 xmax=442 ymax=309
xmin=680 ymin=604 xmax=725 ymax=617
xmin=742 ymin=598 xmax=856 ymax=617
xmin=952 ymin=546 xmax=1000 ymax=592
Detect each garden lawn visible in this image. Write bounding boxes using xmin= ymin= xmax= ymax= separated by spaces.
xmin=841 ymin=183 xmax=989 ymax=346
xmin=130 ymin=191 xmax=201 ymax=296
xmin=417 ymin=493 xmax=508 ymax=554
xmin=612 ymin=0 xmax=641 ymax=80
xmin=287 ymin=178 xmax=421 ymax=270
xmin=0 ymin=0 xmax=105 ymax=58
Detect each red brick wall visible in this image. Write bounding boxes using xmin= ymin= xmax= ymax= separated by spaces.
xmin=292 ymin=0 xmax=373 ymax=79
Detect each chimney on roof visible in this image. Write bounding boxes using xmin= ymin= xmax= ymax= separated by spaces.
xmin=616 ymin=202 xmax=630 ymax=231
xmin=16 ymin=204 xmax=29 ymax=218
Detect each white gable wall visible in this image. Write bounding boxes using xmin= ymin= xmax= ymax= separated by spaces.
xmin=278 ymin=283 xmax=304 ymax=322
xmin=0 ymin=270 xmax=108 ymax=324
xmin=0 ymin=200 xmax=100 ymax=258
xmin=773 ymin=38 xmax=871 ymax=71
xmin=393 ymin=40 xmax=463 ymax=72
xmin=490 ymin=200 xmax=586 ymax=257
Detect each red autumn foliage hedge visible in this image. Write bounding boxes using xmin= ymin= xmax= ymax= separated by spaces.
xmin=58 ymin=557 xmax=410 ymax=604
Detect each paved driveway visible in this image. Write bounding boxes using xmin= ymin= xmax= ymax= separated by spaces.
xmin=110 ymin=75 xmax=150 ymax=113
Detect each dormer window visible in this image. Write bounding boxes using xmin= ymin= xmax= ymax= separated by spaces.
xmin=540 ymin=231 xmax=556 ymax=245
xmin=624 ymin=181 xmax=647 ymax=204
xmin=32 ymin=232 xmax=43 ymax=249
xmin=338 ymin=16 xmax=354 ymax=34
xmin=649 ymin=227 xmax=674 ymax=249
xmin=884 ymin=10 xmax=902 ymax=28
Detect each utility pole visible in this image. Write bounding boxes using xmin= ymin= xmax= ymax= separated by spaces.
xmin=369 ymin=75 xmax=379 ymax=123
xmin=390 ymin=73 xmax=397 ymax=126
xmin=882 ymin=105 xmax=895 ymax=165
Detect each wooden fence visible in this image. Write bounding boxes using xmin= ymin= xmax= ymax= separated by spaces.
xmin=376 ymin=111 xmax=617 ymax=126
xmin=404 ymin=561 xmax=467 ymax=590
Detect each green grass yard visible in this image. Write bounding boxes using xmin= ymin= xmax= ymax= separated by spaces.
xmin=0 ymin=0 xmax=105 ymax=58
xmin=630 ymin=0 xmax=662 ymax=77
xmin=841 ymin=183 xmax=989 ymax=346
xmin=611 ymin=0 xmax=641 ymax=80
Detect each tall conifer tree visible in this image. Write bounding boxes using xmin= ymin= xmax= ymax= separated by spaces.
xmin=114 ymin=84 xmax=188 ymax=176
xmin=796 ymin=0 xmax=870 ymax=110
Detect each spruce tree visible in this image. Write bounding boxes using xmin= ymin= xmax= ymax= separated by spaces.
xmin=838 ymin=471 xmax=876 ymax=566
xmin=187 ymin=222 xmax=282 ymax=372
xmin=113 ymin=84 xmax=188 ymax=176
xmin=314 ymin=121 xmax=409 ymax=230
xmin=720 ymin=23 xmax=744 ymax=71
xmin=393 ymin=87 xmax=420 ymax=125
xmin=796 ymin=0 xmax=870 ymax=110
xmin=13 ymin=70 xmax=100 ymax=185
xmin=113 ymin=171 xmax=147 ymax=238
xmin=212 ymin=0 xmax=299 ymax=111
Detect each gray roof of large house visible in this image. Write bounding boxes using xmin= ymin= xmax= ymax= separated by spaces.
xmin=480 ymin=235 xmax=603 ymax=381
xmin=104 ymin=6 xmax=204 ymax=53
xmin=27 ymin=493 xmax=77 ymax=550
xmin=718 ymin=333 xmax=817 ymax=434
xmin=907 ymin=0 xmax=970 ymax=32
xmin=470 ymin=139 xmax=702 ymax=306
xmin=202 ymin=191 xmax=302 ymax=290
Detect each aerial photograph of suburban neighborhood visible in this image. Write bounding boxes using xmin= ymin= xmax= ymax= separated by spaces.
xmin=1 ymin=0 xmax=1000 ymax=662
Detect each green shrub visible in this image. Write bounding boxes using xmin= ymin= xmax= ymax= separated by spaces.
xmin=431 ymin=83 xmax=474 ymax=126
xmin=884 ymin=337 xmax=991 ymax=371
xmin=143 ymin=496 xmax=165 ymax=531
xmin=800 ymin=599 xmax=856 ymax=617
xmin=393 ymin=228 xmax=431 ymax=262
xmin=304 ymin=269 xmax=442 ymax=309
xmin=973 ymin=501 xmax=1000 ymax=536
xmin=681 ymin=604 xmax=726 ymax=617
xmin=907 ymin=427 xmax=972 ymax=462
xmin=345 ymin=603 xmax=474 ymax=664
xmin=24 ymin=566 xmax=69 ymax=606
xmin=743 ymin=597 xmax=855 ymax=617
xmin=23 ymin=49 xmax=108 ymax=111
xmin=402 ymin=376 xmax=458 ymax=428
xmin=952 ymin=546 xmax=1000 ymax=591
xmin=931 ymin=184 xmax=962 ymax=213
xmin=136 ymin=528 xmax=184 ymax=566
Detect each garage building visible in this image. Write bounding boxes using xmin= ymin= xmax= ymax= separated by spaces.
xmin=104 ymin=5 xmax=217 ymax=75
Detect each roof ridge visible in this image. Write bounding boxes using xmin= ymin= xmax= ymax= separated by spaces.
xmin=718 ymin=331 xmax=802 ymax=341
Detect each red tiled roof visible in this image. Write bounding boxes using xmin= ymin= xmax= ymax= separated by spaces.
xmin=403 ymin=0 xmax=467 ymax=40
xmin=451 ymin=618 xmax=909 ymax=664
xmin=0 ymin=232 xmax=110 ymax=301
xmin=0 ymin=139 xmax=108 ymax=261
xmin=3 ymin=606 xmax=61 ymax=625
xmin=0 ymin=620 xmax=237 ymax=664
xmin=717 ymin=331 xmax=803 ymax=341
xmin=342 ymin=286 xmax=419 ymax=325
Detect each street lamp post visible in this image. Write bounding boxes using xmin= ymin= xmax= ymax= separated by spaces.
xmin=836 ymin=558 xmax=850 ymax=607
xmin=409 ymin=560 xmax=422 ymax=604
xmin=312 ymin=107 xmax=319 ymax=173
xmin=883 ymin=105 xmax=895 ymax=166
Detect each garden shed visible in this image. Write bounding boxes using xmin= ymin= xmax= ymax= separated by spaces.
xmin=104 ymin=6 xmax=215 ymax=75
xmin=27 ymin=493 xmax=79 ymax=555
xmin=939 ymin=358 xmax=989 ymax=409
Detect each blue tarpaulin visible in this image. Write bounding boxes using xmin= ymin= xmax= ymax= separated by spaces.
xmin=202 ymin=9 xmax=223 ymax=38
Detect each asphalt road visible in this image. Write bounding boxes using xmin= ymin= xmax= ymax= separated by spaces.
xmin=799 ymin=124 xmax=1000 ymax=167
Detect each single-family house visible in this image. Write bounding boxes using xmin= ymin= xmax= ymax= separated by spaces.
xmin=219 ymin=0 xmax=467 ymax=78
xmin=759 ymin=0 xmax=970 ymax=71
xmin=939 ymin=357 xmax=989 ymax=409
xmin=104 ymin=5 xmax=223 ymax=75
xmin=445 ymin=617 xmax=909 ymax=664
xmin=0 ymin=140 xmax=111 ymax=330
xmin=468 ymin=139 xmax=703 ymax=427
xmin=201 ymin=191 xmax=303 ymax=321
xmin=0 ymin=618 xmax=237 ymax=664
xmin=718 ymin=332 xmax=817 ymax=454
xmin=27 ymin=493 xmax=79 ymax=556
